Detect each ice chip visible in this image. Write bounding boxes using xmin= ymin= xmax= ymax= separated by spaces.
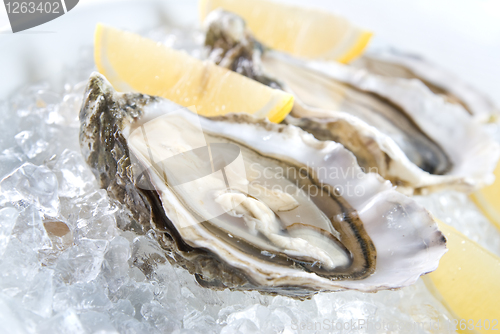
xmin=35 ymin=89 xmax=62 ymax=108
xmin=109 ymin=311 xmax=155 ymax=334
xmin=0 ymin=295 xmax=37 ymax=334
xmin=54 ymin=239 xmax=108 ymax=284
xmin=57 ymin=89 xmax=84 ymax=127
xmin=75 ymin=214 xmax=117 ymax=242
xmin=11 ymin=205 xmax=52 ymax=252
xmin=183 ymin=309 xmax=216 ymax=332
xmin=71 ymin=190 xmax=119 ymax=241
xmin=221 ymin=318 xmax=260 ymax=334
xmin=22 ymin=269 xmax=54 ymax=318
xmin=0 ymin=238 xmax=40 ymax=293
xmin=14 ymin=130 xmax=49 ymax=159
xmin=102 ymin=236 xmax=131 ymax=293
xmin=125 ymin=282 xmax=155 ymax=319
xmin=0 ymin=163 xmax=59 ymax=217
xmin=52 ymin=149 xmax=96 ymax=197
xmin=0 ymin=148 xmax=24 ymax=180
xmin=141 ymin=300 xmax=177 ymax=332
xmin=37 ymin=309 xmax=85 ymax=334
xmin=78 ymin=311 xmax=118 ymax=333
xmin=0 ymin=207 xmax=19 ymax=255
xmin=113 ymin=299 xmax=135 ymax=317
xmin=53 ymin=281 xmax=112 ymax=313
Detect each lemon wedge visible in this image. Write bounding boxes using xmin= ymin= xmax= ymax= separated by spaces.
xmin=426 ymin=220 xmax=500 ymax=334
xmin=199 ymin=0 xmax=373 ymax=63
xmin=471 ymin=162 xmax=500 ymax=232
xmin=94 ymin=24 xmax=294 ymax=123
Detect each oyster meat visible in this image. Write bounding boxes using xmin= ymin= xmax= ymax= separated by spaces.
xmin=203 ymin=10 xmax=500 ymax=195
xmin=80 ymin=73 xmax=446 ymax=298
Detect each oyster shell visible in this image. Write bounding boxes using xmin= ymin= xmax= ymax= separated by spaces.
xmin=352 ymin=49 xmax=499 ymax=123
xmin=203 ymin=10 xmax=500 ymax=195
xmin=80 ymin=73 xmax=446 ymax=297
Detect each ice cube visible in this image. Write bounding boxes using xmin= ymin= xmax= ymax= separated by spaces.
xmin=75 ymin=214 xmax=118 ymax=242
xmin=71 ymin=190 xmax=119 ymax=241
xmin=56 ymin=87 xmax=85 ymax=128
xmin=0 ymin=238 xmax=40 ymax=296
xmin=0 ymin=207 xmax=19 ymax=255
xmin=22 ymin=269 xmax=54 ymax=318
xmin=11 ymin=205 xmax=52 ymax=252
xmin=52 ymin=150 xmax=96 ymax=197
xmin=112 ymin=299 xmax=135 ymax=317
xmin=220 ymin=318 xmax=260 ymax=334
xmin=37 ymin=309 xmax=85 ymax=334
xmin=109 ymin=311 xmax=157 ymax=334
xmin=124 ymin=282 xmax=155 ymax=320
xmin=102 ymin=236 xmax=131 ymax=293
xmin=0 ymin=163 xmax=59 ymax=217
xmin=14 ymin=130 xmax=49 ymax=159
xmin=141 ymin=300 xmax=178 ymax=332
xmin=52 ymin=280 xmax=112 ymax=313
xmin=78 ymin=310 xmax=118 ymax=333
xmin=54 ymin=238 xmax=108 ymax=284
xmin=0 ymin=148 xmax=24 ymax=181
xmin=0 ymin=294 xmax=40 ymax=334
xmin=183 ymin=309 xmax=217 ymax=332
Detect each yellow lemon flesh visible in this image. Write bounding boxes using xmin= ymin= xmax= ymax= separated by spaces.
xmin=426 ymin=220 xmax=500 ymax=334
xmin=199 ymin=0 xmax=373 ymax=63
xmin=471 ymin=162 xmax=500 ymax=232
xmin=94 ymin=24 xmax=294 ymax=123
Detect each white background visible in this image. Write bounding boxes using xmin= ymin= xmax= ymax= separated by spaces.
xmin=0 ymin=0 xmax=499 ymax=105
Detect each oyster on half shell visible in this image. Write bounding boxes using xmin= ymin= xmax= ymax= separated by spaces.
xmin=203 ymin=10 xmax=500 ymax=195
xmin=80 ymin=73 xmax=446 ymax=298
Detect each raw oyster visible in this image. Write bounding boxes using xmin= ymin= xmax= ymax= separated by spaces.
xmin=352 ymin=49 xmax=499 ymax=123
xmin=203 ymin=10 xmax=500 ymax=195
xmin=80 ymin=73 xmax=446 ymax=297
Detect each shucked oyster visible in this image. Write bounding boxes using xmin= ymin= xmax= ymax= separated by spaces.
xmin=352 ymin=49 xmax=499 ymax=123
xmin=204 ymin=10 xmax=500 ymax=195
xmin=80 ymin=73 xmax=446 ymax=297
